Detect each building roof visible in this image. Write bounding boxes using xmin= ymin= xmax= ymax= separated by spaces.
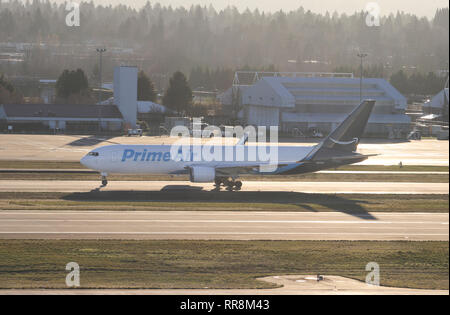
xmin=242 ymin=76 xmax=407 ymax=109
xmin=1 ymin=104 xmax=123 ymax=119
xmin=419 ymin=114 xmax=441 ymax=121
xmin=138 ymin=101 xmax=170 ymax=114
xmin=39 ymin=79 xmax=57 ymax=85
xmin=282 ymin=112 xmax=411 ymax=124
xmin=423 ymin=88 xmax=449 ymax=109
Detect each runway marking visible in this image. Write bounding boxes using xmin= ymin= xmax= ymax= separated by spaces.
xmin=1 ymin=180 xmax=448 ymax=194
xmin=3 ymin=226 xmax=447 ymax=231
xmin=0 ymin=232 xmax=447 ymax=236
xmin=0 ymin=211 xmax=447 ymax=216
xmin=318 ymin=171 xmax=449 ymax=175
xmin=0 ymin=219 xmax=448 ymax=224
xmin=1 ymin=211 xmax=447 ymax=240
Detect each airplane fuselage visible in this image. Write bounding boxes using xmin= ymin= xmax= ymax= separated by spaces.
xmin=81 ymin=100 xmax=377 ymax=188
xmin=81 ymin=144 xmax=314 ymax=175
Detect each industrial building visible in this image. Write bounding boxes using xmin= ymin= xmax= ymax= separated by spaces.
xmin=220 ymin=71 xmax=411 ymax=138
xmin=0 ymin=103 xmax=123 ymax=133
xmin=0 ymin=66 xmax=139 ymax=133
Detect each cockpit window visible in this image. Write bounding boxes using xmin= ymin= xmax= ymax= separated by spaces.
xmin=88 ymin=152 xmax=99 ymax=157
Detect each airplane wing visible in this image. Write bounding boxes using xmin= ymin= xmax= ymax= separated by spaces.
xmin=174 ymin=161 xmax=296 ymax=176
xmin=213 ymin=153 xmax=377 ymax=176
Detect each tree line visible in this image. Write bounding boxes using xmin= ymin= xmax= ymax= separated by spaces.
xmin=0 ymin=1 xmax=448 ymax=79
xmin=390 ymin=70 xmax=448 ymax=96
xmin=53 ymin=68 xmax=192 ymax=114
xmin=0 ymin=74 xmax=22 ymax=103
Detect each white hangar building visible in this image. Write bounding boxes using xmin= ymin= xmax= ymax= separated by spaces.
xmin=222 ymin=72 xmax=411 ymax=138
xmin=422 ymin=88 xmax=449 ymax=121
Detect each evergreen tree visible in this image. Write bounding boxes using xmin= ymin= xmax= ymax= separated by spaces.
xmin=163 ymin=71 xmax=192 ymax=114
xmin=390 ymin=70 xmax=409 ymax=94
xmin=138 ymin=71 xmax=157 ymax=102
xmin=389 ymin=70 xmax=446 ymax=95
xmin=0 ymin=74 xmax=15 ymax=93
xmin=56 ymin=69 xmax=89 ymax=100
xmin=0 ymin=74 xmax=22 ymax=104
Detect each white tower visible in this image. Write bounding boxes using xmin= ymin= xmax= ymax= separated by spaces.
xmin=114 ymin=66 xmax=138 ymax=128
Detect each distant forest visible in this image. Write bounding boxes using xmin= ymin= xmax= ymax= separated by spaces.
xmin=0 ymin=1 xmax=448 ymax=91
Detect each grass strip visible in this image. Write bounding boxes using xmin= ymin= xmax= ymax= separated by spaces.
xmin=0 ymin=240 xmax=447 ymax=290
xmin=0 ymin=192 xmax=447 ymax=213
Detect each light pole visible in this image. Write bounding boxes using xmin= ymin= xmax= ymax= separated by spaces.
xmin=96 ymin=48 xmax=106 ymax=133
xmin=357 ymin=52 xmax=368 ymax=101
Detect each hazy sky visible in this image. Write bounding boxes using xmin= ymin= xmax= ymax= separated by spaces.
xmin=60 ymin=0 xmax=449 ymax=19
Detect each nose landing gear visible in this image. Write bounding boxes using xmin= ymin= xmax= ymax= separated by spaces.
xmin=101 ymin=173 xmax=108 ymax=187
xmin=214 ymin=177 xmax=242 ymax=191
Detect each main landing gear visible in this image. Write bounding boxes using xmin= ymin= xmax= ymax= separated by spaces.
xmin=101 ymin=173 xmax=108 ymax=187
xmin=214 ymin=177 xmax=243 ymax=192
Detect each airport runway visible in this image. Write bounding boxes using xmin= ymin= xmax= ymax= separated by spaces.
xmin=1 ymin=275 xmax=447 ymax=295
xmin=0 ymin=169 xmax=448 ymax=175
xmin=0 ymin=211 xmax=447 ymax=241
xmin=0 ymin=180 xmax=448 ymax=194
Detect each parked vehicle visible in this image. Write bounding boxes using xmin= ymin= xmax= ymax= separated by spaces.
xmin=127 ymin=129 xmax=143 ymax=137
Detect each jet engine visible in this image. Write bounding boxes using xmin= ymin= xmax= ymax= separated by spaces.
xmin=189 ymin=166 xmax=216 ymax=183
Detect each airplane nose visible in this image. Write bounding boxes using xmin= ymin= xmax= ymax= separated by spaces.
xmin=81 ymin=155 xmax=94 ymax=169
xmin=80 ymin=156 xmax=88 ymax=167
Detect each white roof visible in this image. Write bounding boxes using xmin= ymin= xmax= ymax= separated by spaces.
xmin=242 ymin=77 xmax=295 ymax=108
xmin=282 ymin=112 xmax=411 ymax=124
xmin=138 ymin=101 xmax=169 ymax=114
xmin=420 ymin=114 xmax=441 ymax=120
xmin=423 ymin=88 xmax=449 ymax=109
xmin=39 ymin=79 xmax=57 ymax=84
xmin=242 ymin=76 xmax=407 ymax=109
xmin=97 ymin=98 xmax=169 ymax=114
xmin=102 ymin=83 xmax=114 ymax=91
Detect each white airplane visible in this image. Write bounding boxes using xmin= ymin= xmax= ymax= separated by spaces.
xmin=81 ymin=100 xmax=376 ymax=191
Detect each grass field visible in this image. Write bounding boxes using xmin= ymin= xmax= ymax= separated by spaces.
xmin=0 ymin=192 xmax=447 ymax=213
xmin=0 ymin=240 xmax=447 ymax=290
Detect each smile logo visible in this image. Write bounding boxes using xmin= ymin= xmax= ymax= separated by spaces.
xmin=330 ymin=138 xmax=359 ymax=145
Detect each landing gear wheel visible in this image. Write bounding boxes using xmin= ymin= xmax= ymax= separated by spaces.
xmin=213 ymin=178 xmax=224 ymax=191
xmin=215 ymin=177 xmax=241 ymax=192
xmin=226 ymin=185 xmax=234 ymax=191
xmin=223 ymin=178 xmax=234 ymax=191
xmin=101 ymin=176 xmax=108 ymax=187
